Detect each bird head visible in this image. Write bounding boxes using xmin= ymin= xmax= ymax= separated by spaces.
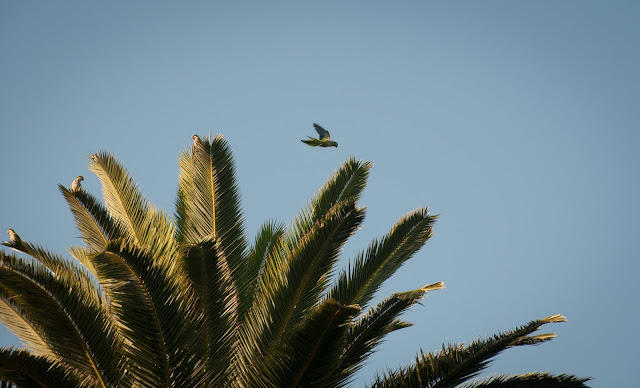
xmin=77 ymin=176 xmax=84 ymax=182
xmin=7 ymin=229 xmax=14 ymax=235
xmin=192 ymin=134 xmax=200 ymax=141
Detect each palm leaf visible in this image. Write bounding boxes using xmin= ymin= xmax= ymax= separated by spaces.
xmin=66 ymin=246 xmax=100 ymax=285
xmin=257 ymin=200 xmax=363 ymax=340
xmin=338 ymin=282 xmax=444 ymax=383
xmin=311 ymin=157 xmax=371 ymax=220
xmin=0 ymin=252 xmax=122 ymax=387
xmin=90 ymin=152 xmax=178 ymax=269
xmin=273 ymin=299 xmax=361 ymax=388
xmin=329 ymin=207 xmax=437 ymax=308
xmin=0 ymin=289 xmax=53 ymax=358
xmin=2 ymin=239 xmax=95 ymax=292
xmin=177 ymin=135 xmax=249 ymax=316
xmin=283 ymin=158 xmax=370 ymax=254
xmin=182 ymin=238 xmax=239 ymax=386
xmin=239 ymin=201 xmax=364 ymax=386
xmin=461 ymin=372 xmax=591 ymax=387
xmin=175 ymin=185 xmax=187 ymax=244
xmin=246 ymin=220 xmax=285 ymax=299
xmin=368 ymin=315 xmax=570 ymax=388
xmin=93 ymin=240 xmax=201 ymax=387
xmin=0 ymin=349 xmax=96 ymax=388
xmin=58 ymin=184 xmax=123 ymax=252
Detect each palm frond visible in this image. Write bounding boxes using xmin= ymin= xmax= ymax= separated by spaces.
xmin=58 ymin=184 xmax=123 ymax=253
xmin=175 ymin=185 xmax=187 ymax=244
xmin=66 ymin=246 xmax=100 ymax=284
xmin=177 ymin=135 xmax=249 ymax=316
xmin=368 ymin=315 xmax=569 ymax=388
xmin=182 ymin=238 xmax=239 ymax=386
xmin=252 ymin=201 xmax=363 ymax=343
xmin=239 ymin=201 xmax=364 ymax=385
xmin=2 ymin=239 xmax=95 ymax=290
xmin=0 ymin=289 xmax=53 ymax=358
xmin=0 ymin=252 xmax=122 ymax=387
xmin=0 ymin=348 xmax=96 ymax=388
xmin=272 ymin=299 xmax=361 ymax=388
xmin=90 ymin=151 xmax=178 ymax=268
xmin=312 ymin=157 xmax=372 ymax=220
xmin=283 ymin=158 xmax=371 ymax=254
xmin=329 ymin=207 xmax=437 ymax=308
xmin=246 ymin=220 xmax=285 ymax=299
xmin=338 ymin=282 xmax=444 ymax=383
xmin=93 ymin=240 xmax=201 ymax=387
xmin=460 ymin=372 xmax=591 ymax=387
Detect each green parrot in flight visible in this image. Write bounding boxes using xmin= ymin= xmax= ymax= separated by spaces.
xmin=301 ymin=123 xmax=338 ymax=147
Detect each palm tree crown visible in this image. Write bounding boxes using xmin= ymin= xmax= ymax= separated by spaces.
xmin=0 ymin=135 xmax=589 ymax=387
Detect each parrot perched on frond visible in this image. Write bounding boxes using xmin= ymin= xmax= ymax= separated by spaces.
xmin=71 ymin=176 xmax=84 ymax=193
xmin=5 ymin=229 xmax=21 ymax=245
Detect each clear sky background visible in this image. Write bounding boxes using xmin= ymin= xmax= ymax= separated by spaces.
xmin=1 ymin=2 xmax=638 ymax=386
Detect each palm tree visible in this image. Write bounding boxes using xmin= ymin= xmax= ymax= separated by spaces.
xmin=0 ymin=134 xmax=589 ymax=387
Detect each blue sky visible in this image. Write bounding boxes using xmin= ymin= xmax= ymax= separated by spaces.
xmin=1 ymin=2 xmax=638 ymax=386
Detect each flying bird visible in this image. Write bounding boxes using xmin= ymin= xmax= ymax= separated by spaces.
xmin=6 ymin=229 xmax=20 ymax=245
xmin=301 ymin=123 xmax=338 ymax=148
xmin=71 ymin=176 xmax=84 ymax=193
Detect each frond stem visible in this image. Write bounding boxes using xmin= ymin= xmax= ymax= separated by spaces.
xmin=208 ymin=151 xmax=216 ymax=237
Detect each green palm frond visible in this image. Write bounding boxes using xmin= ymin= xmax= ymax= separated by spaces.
xmin=177 ymin=135 xmax=249 ymax=316
xmin=0 ymin=349 xmax=95 ymax=388
xmin=0 ymin=288 xmax=53 ymax=358
xmin=461 ymin=372 xmax=590 ymax=387
xmin=275 ymin=300 xmax=362 ymax=388
xmin=246 ymin=200 xmax=364 ymax=347
xmin=283 ymin=158 xmax=370 ymax=258
xmin=90 ymin=152 xmax=178 ymax=268
xmin=246 ymin=220 xmax=285 ymax=297
xmin=175 ymin=185 xmax=187 ymax=244
xmin=59 ymin=184 xmax=123 ymax=252
xmin=238 ymin=200 xmax=364 ymax=386
xmin=0 ymin=252 xmax=122 ymax=387
xmin=368 ymin=315 xmax=571 ymax=388
xmin=92 ymin=240 xmax=201 ymax=387
xmin=66 ymin=246 xmax=100 ymax=285
xmin=182 ymin=238 xmax=239 ymax=386
xmin=311 ymin=157 xmax=372 ymax=220
xmin=338 ymin=282 xmax=444 ymax=383
xmin=329 ymin=207 xmax=437 ymax=308
xmin=2 ymin=239 xmax=94 ymax=290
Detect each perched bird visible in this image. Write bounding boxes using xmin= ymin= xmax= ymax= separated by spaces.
xmin=71 ymin=176 xmax=84 ymax=193
xmin=6 ymin=229 xmax=20 ymax=244
xmin=301 ymin=123 xmax=338 ymax=148
xmin=192 ymin=134 xmax=202 ymax=147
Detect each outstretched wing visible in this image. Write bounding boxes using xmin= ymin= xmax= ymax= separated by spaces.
xmin=301 ymin=138 xmax=322 ymax=146
xmin=313 ymin=123 xmax=331 ymax=140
